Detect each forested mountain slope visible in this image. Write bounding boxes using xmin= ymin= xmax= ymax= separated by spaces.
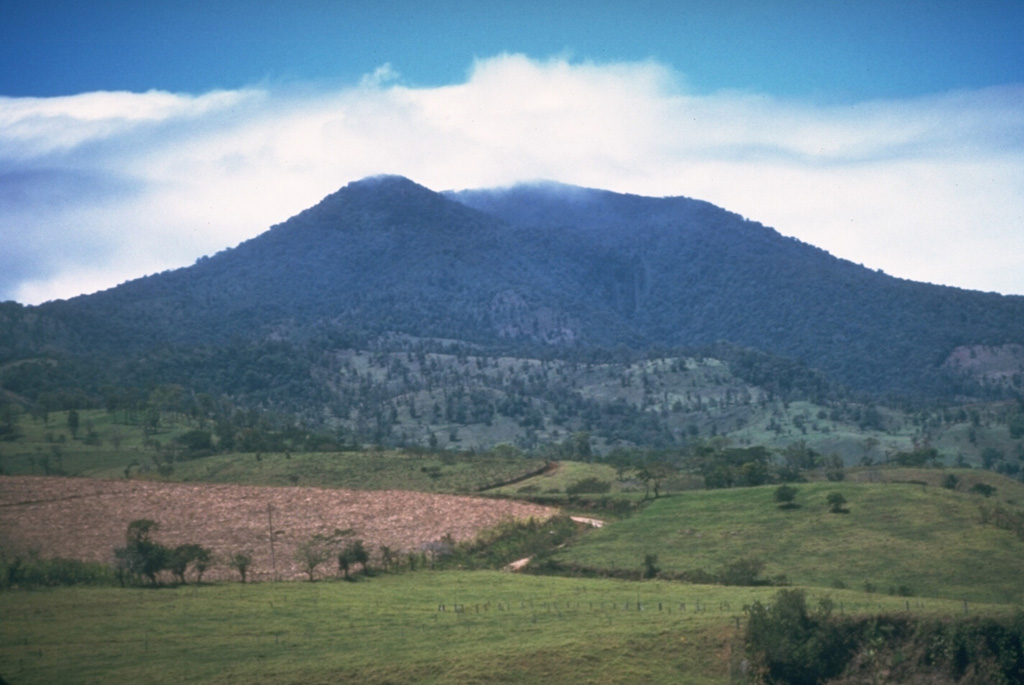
xmin=3 ymin=175 xmax=1024 ymax=405
xmin=449 ymin=181 xmax=1024 ymax=396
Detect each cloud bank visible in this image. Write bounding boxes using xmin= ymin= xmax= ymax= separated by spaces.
xmin=2 ymin=54 xmax=1023 ymax=304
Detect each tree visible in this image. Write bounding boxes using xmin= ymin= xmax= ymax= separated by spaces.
xmin=114 ymin=519 xmax=171 ymax=586
xmin=570 ymin=431 xmax=592 ymax=461
xmin=981 ymin=447 xmax=1003 ymax=470
xmin=604 ymin=447 xmax=639 ymax=481
xmin=379 ymin=545 xmax=395 ymax=573
xmin=637 ymin=460 xmax=675 ymax=499
xmin=739 ymin=459 xmax=770 ymax=487
xmin=67 ymin=409 xmax=80 ymax=439
xmin=420 ymin=537 xmax=453 ymax=568
xmin=826 ymin=492 xmax=848 ymax=514
xmin=860 ymin=437 xmax=880 ymax=465
xmin=1010 ymin=411 xmax=1024 ymax=440
xmin=642 ymin=553 xmax=660 ymax=580
xmin=229 ymin=551 xmax=253 ymax=583
xmin=782 ymin=441 xmax=820 ymax=471
xmin=774 ymin=485 xmax=799 ymax=509
xmin=174 ymin=429 xmax=213 ymax=454
xmin=823 ymin=454 xmax=845 ymax=482
xmin=970 ymin=482 xmax=996 ymax=498
xmin=338 ymin=539 xmax=369 ymax=579
xmin=295 ymin=535 xmax=333 ymax=582
xmin=168 ymin=544 xmax=212 ymax=584
xmin=719 ymin=557 xmax=766 ymax=586
xmin=745 ymin=589 xmax=849 ymax=684
xmin=192 ymin=546 xmax=213 ymax=583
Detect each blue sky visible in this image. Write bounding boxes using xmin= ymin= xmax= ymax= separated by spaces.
xmin=2 ymin=1 xmax=1023 ymax=303
xmin=5 ymin=1 xmax=1022 ymax=100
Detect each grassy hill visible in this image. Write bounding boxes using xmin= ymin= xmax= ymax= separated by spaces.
xmin=546 ymin=475 xmax=1024 ymax=604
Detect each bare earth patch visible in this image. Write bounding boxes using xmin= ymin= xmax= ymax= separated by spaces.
xmin=0 ymin=476 xmax=556 ymax=581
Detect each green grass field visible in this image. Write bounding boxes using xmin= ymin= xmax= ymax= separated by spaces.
xmin=0 ymin=572 xmax=1008 ymax=685
xmin=549 ymin=478 xmax=1024 ymax=605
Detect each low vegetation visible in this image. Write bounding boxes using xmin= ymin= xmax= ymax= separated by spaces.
xmin=746 ymin=588 xmax=1024 ymax=684
xmin=3 ymin=571 xmax=1016 ymax=685
xmin=545 ymin=477 xmax=1024 ymax=604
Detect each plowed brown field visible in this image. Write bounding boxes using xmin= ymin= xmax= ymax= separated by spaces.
xmin=0 ymin=476 xmax=556 ymax=581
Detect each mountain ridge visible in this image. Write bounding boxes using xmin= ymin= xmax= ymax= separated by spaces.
xmin=3 ymin=175 xmax=1024 ymax=405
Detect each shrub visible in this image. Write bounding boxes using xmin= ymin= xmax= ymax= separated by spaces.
xmin=678 ymin=568 xmax=717 ymax=584
xmin=642 ymin=553 xmax=660 ymax=580
xmin=338 ymin=539 xmax=369 ymax=579
xmin=745 ymin=589 xmax=853 ymax=684
xmin=113 ymin=519 xmax=172 ymax=586
xmin=719 ymin=557 xmax=767 ymax=586
xmin=168 ymin=544 xmax=212 ymax=584
xmin=970 ymin=482 xmax=996 ymax=498
xmin=826 ymin=492 xmax=848 ymax=513
xmin=565 ymin=477 xmax=612 ymax=495
xmin=1 ymin=552 xmax=115 ymax=589
xmin=748 ymin=597 xmax=1024 ymax=684
xmin=229 ymin=551 xmax=253 ymax=583
xmin=295 ymin=542 xmax=328 ymax=581
xmin=774 ymin=484 xmax=799 ymax=509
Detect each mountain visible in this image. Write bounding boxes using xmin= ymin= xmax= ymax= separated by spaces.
xmin=449 ymin=181 xmax=1024 ymax=396
xmin=2 ymin=175 xmax=1024 ymax=440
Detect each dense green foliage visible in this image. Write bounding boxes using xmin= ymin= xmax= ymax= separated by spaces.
xmin=746 ymin=588 xmax=1024 ymax=684
xmin=112 ymin=519 xmax=212 ymax=586
xmin=0 ymin=551 xmax=114 ymax=589
xmin=746 ymin=589 xmax=853 ymax=683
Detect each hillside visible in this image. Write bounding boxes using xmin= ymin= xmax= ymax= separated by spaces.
xmin=2 ymin=176 xmax=1024 ymax=455
xmin=544 ymin=473 xmax=1024 ymax=604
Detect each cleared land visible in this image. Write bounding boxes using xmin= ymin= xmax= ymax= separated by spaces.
xmin=549 ymin=476 xmax=1024 ymax=604
xmin=0 ymin=476 xmax=555 ymax=581
xmin=2 ymin=572 xmax=1008 ymax=685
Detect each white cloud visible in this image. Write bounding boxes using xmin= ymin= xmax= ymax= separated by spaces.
xmin=2 ymin=54 xmax=1023 ymax=304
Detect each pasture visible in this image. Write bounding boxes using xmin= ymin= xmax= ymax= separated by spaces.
xmin=0 ymin=572 xmax=1005 ymax=684
xmin=549 ymin=478 xmax=1024 ymax=604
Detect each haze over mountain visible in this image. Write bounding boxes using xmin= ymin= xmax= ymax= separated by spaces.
xmin=7 ymin=175 xmax=1022 ymax=392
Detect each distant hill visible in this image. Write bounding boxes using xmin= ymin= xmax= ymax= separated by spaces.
xmin=2 ymin=175 xmax=1024 ymax=449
